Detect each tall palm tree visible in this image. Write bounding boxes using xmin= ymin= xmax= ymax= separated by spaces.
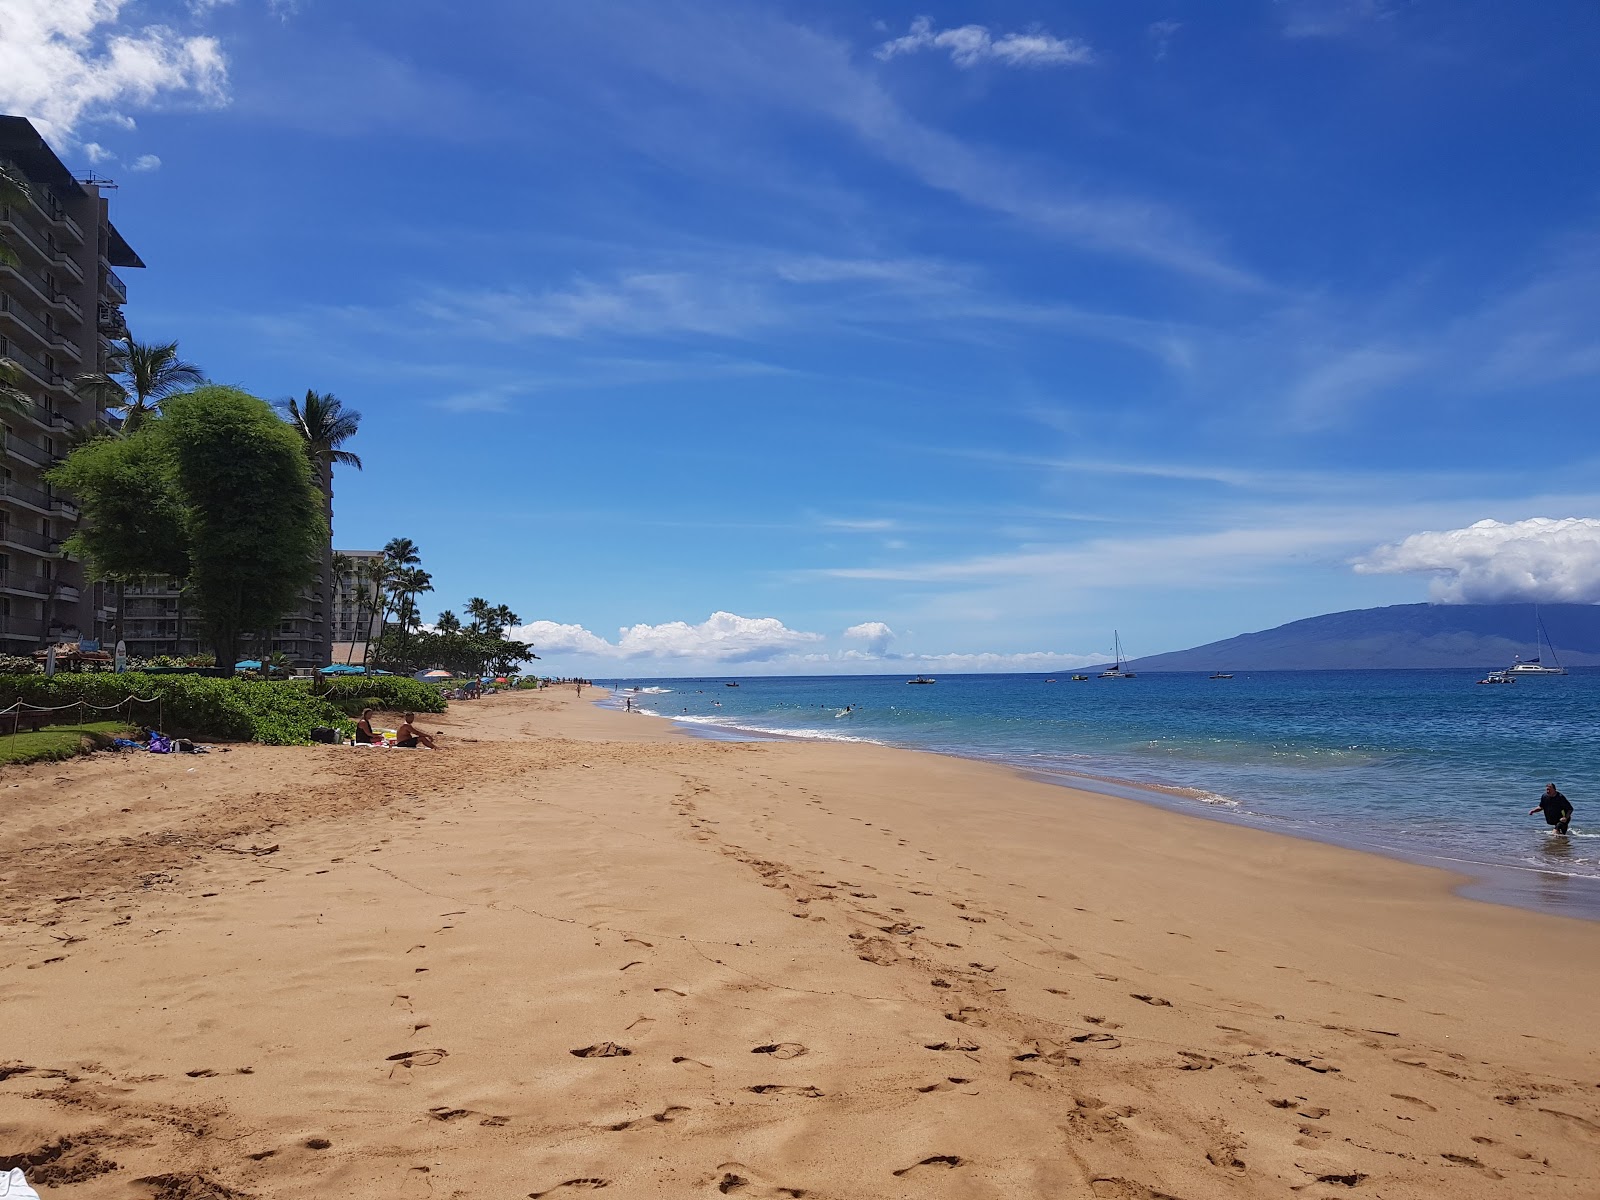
xmin=282 ymin=391 xmax=361 ymax=666
xmin=436 ymin=609 xmax=462 ymax=634
xmin=74 ymin=338 xmax=204 ymax=433
xmin=330 ymin=551 xmax=352 ymax=657
xmin=354 ymin=556 xmax=389 ymax=668
xmin=464 ymin=596 xmax=492 ymax=632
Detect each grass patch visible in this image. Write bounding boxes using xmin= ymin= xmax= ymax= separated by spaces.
xmin=0 ymin=720 xmax=132 ymax=766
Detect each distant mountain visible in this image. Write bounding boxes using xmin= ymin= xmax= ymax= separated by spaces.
xmin=1131 ymin=603 xmax=1600 ymax=671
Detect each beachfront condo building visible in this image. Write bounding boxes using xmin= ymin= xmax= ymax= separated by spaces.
xmin=119 ymin=573 xmax=329 ymax=665
xmin=331 ymin=548 xmax=385 ymax=666
xmin=0 ymin=116 xmax=140 ymax=657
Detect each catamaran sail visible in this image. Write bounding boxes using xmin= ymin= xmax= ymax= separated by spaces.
xmin=1506 ymin=607 xmax=1568 ymax=675
xmin=1099 ymin=631 xmax=1137 ymax=679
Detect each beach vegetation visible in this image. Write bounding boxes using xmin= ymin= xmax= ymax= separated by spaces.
xmin=50 ymin=386 xmax=327 ymax=675
xmin=0 ymin=720 xmax=131 ymax=765
xmin=72 ymin=338 xmax=206 ymax=434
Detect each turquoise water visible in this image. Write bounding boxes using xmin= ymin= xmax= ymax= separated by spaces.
xmin=603 ymin=670 xmax=1600 ymax=914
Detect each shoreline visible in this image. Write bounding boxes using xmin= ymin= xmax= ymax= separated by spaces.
xmin=609 ymin=691 xmax=1600 ymax=922
xmin=4 ymin=687 xmax=1598 ymax=1197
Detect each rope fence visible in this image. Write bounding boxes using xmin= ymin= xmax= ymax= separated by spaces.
xmin=0 ymin=695 xmax=164 ymax=738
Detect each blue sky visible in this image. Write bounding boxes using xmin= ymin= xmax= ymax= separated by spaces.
xmin=6 ymin=0 xmax=1600 ymax=674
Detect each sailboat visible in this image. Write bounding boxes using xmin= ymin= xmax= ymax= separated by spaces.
xmin=1098 ymin=631 xmax=1137 ymax=679
xmin=1506 ymin=607 xmax=1568 ymax=675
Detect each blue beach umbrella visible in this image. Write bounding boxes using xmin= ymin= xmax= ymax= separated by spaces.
xmin=319 ymin=663 xmax=362 ymax=674
xmin=235 ymin=660 xmax=262 ymax=670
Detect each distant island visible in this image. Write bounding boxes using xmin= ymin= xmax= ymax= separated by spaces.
xmin=1131 ymin=603 xmax=1600 ymax=671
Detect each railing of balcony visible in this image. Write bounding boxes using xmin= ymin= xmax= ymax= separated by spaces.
xmin=0 ymin=524 xmax=56 ymax=552
xmin=1 ymin=431 xmax=54 ymax=467
xmin=0 ymin=205 xmax=53 ymax=260
xmin=0 ymin=569 xmax=49 ymax=595
xmin=102 ymin=268 xmax=128 ymax=304
xmin=0 ymin=479 xmax=54 ymax=511
xmin=0 ymin=337 xmax=60 ymax=389
xmin=55 ymin=584 xmax=81 ymax=603
xmin=14 ymin=179 xmax=83 ymax=242
xmin=0 ymin=291 xmax=61 ymax=347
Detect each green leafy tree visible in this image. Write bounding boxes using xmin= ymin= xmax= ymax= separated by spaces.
xmin=49 ymin=385 xmax=326 ymax=673
xmin=435 ymin=609 xmax=462 ymax=634
xmin=282 ymin=392 xmax=361 ymax=662
xmin=74 ymin=338 xmax=205 ymax=433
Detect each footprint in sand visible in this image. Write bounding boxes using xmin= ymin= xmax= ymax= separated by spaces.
xmin=925 ymin=1039 xmax=980 ymax=1052
xmin=1391 ymin=1094 xmax=1437 ymax=1112
xmin=570 ymin=1043 xmax=632 ymax=1058
xmin=713 ymin=1163 xmax=806 ymax=1196
xmin=654 ymin=988 xmax=687 ymax=998
xmin=672 ymin=1056 xmax=713 ymax=1069
xmin=751 ymin=1043 xmax=808 ymax=1059
xmin=528 ymin=1179 xmax=610 ymax=1196
xmin=918 ymin=1076 xmax=973 ymax=1093
xmin=746 ymin=1084 xmax=823 ymax=1098
xmin=386 ymin=1048 xmax=448 ymax=1069
xmin=893 ymin=1156 xmax=964 ymax=1177
xmin=1131 ymin=993 xmax=1172 ymax=1007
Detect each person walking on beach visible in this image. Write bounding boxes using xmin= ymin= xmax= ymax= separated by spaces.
xmin=624 ymin=696 xmax=633 ymax=713
xmin=1530 ymin=783 xmax=1573 ymax=834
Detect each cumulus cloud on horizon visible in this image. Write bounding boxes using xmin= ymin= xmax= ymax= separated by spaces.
xmin=874 ymin=16 xmax=1094 ymax=69
xmin=1355 ymin=517 xmax=1600 ymax=603
xmin=507 ymin=610 xmax=1097 ymax=672
xmin=0 ymin=0 xmax=229 ymax=147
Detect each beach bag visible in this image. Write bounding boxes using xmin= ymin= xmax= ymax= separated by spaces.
xmin=309 ymin=726 xmax=339 ymax=744
xmin=148 ymin=733 xmax=173 ymax=754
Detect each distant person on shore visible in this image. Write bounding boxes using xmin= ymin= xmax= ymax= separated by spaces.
xmin=354 ymin=709 xmax=379 ymax=745
xmin=625 ymin=697 xmax=633 ymax=713
xmin=395 ymin=713 xmax=437 ymax=750
xmin=1530 ymin=783 xmax=1572 ymax=834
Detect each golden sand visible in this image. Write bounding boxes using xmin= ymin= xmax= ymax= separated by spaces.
xmin=3 ymin=687 xmax=1598 ymax=1197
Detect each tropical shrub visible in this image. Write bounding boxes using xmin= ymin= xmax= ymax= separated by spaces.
xmin=317 ymin=675 xmax=446 ymax=714
xmin=0 ymin=673 xmax=354 ymax=745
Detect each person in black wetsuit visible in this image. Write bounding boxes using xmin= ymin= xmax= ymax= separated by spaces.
xmin=1529 ymin=783 xmax=1573 ymax=834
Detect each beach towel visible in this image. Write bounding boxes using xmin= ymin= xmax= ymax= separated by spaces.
xmin=148 ymin=733 xmax=173 ymax=754
xmin=3 ymin=1167 xmax=42 ymax=1199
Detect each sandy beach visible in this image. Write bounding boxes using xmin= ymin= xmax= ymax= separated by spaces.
xmin=3 ymin=688 xmax=1599 ymax=1199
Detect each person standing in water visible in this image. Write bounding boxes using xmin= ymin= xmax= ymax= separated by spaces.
xmin=1530 ymin=783 xmax=1573 ymax=835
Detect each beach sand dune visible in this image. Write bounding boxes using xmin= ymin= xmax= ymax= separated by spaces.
xmin=3 ymin=687 xmax=1598 ymax=1197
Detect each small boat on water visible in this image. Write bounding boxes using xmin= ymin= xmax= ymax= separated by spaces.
xmin=725 ymin=681 xmax=740 ymax=687
xmin=1210 ymin=672 xmax=1233 ymax=680
xmin=1071 ymin=674 xmax=1090 ymax=682
xmin=1477 ymin=670 xmax=1515 ymax=685
xmin=1099 ymin=631 xmax=1137 ymax=679
xmin=907 ymin=676 xmax=936 ymax=685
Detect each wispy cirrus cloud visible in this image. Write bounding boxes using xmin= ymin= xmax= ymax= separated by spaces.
xmin=0 ymin=0 xmax=229 ymax=146
xmin=1277 ymin=0 xmax=1395 ymax=39
xmin=875 ymin=16 xmax=1094 ymax=69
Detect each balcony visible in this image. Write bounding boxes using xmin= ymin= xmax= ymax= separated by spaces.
xmin=23 ymin=189 xmax=84 ymax=244
xmin=0 ymin=569 xmax=49 ymax=596
xmin=0 ymin=206 xmax=53 ymax=262
xmin=0 ymin=523 xmax=56 ymax=553
xmin=2 ymin=430 xmax=55 ymax=467
xmin=101 ymin=268 xmax=127 ymax=305
xmin=54 ymin=583 xmax=81 ymax=604
xmin=0 ymin=339 xmax=65 ymax=391
xmin=96 ymin=303 xmax=126 ymax=337
xmin=52 ymin=495 xmax=79 ymax=518
xmin=0 ymin=478 xmax=54 ymax=514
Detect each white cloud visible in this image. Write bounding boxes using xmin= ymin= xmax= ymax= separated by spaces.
xmin=844 ymin=621 xmax=895 ymax=654
xmin=82 ymin=141 xmax=112 ymax=162
xmin=876 ymin=16 xmax=1094 ymax=68
xmin=1354 ymin=517 xmax=1600 ymax=603
xmin=511 ymin=611 xmax=824 ymax=663
xmin=1278 ymin=0 xmax=1392 ymax=39
xmin=1149 ymin=19 xmax=1182 ymax=59
xmin=129 ymin=152 xmax=160 ymax=171
xmin=0 ymin=0 xmax=229 ymax=147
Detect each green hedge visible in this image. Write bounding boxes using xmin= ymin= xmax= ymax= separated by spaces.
xmin=317 ymin=675 xmax=446 ymax=714
xmin=0 ymin=674 xmax=347 ymax=745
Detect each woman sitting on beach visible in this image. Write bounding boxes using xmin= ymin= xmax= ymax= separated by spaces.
xmin=395 ymin=713 xmax=437 ymax=750
xmin=354 ymin=709 xmax=380 ymax=745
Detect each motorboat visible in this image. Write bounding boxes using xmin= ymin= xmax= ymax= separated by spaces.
xmin=1071 ymin=674 xmax=1090 ymax=681
xmin=1476 ymin=670 xmax=1515 ymax=685
xmin=907 ymin=676 xmax=936 ymax=685
xmin=725 ymin=681 xmax=740 ymax=687
xmin=1209 ymin=673 xmax=1234 ymax=679
xmin=1098 ymin=631 xmax=1137 ymax=679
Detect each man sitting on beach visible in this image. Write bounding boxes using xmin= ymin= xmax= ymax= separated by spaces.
xmin=1530 ymin=783 xmax=1573 ymax=834
xmin=395 ymin=713 xmax=437 ymax=750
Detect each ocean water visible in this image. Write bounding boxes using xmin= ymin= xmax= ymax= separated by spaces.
xmin=602 ymin=670 xmax=1600 ymax=915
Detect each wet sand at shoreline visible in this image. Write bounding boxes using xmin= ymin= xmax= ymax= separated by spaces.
xmin=3 ymin=687 xmax=1598 ymax=1197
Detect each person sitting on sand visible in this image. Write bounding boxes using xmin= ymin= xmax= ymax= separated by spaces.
xmin=354 ymin=709 xmax=379 ymax=745
xmin=1530 ymin=783 xmax=1573 ymax=834
xmin=395 ymin=713 xmax=437 ymax=750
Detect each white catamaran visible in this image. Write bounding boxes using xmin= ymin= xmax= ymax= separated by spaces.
xmin=1506 ymin=608 xmax=1568 ymax=676
xmin=1099 ymin=631 xmax=1137 ymax=679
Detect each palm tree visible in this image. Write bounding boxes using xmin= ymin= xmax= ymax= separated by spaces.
xmin=370 ymin=538 xmax=421 ymax=668
xmin=0 ymin=158 xmax=30 ymax=269
xmin=436 ymin=609 xmax=462 ymax=634
xmin=354 ymin=556 xmax=389 ymax=668
xmin=330 ymin=551 xmax=352 ymax=657
xmin=282 ymin=392 xmax=361 ymax=667
xmin=74 ymin=338 xmax=204 ymax=433
xmin=464 ymin=596 xmax=492 ymax=632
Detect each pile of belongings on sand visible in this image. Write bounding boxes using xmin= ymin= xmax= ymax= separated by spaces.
xmin=112 ymin=729 xmax=212 ymax=754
